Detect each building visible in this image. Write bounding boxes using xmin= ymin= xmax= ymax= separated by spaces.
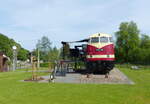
xmin=0 ymin=52 xmax=8 ymax=72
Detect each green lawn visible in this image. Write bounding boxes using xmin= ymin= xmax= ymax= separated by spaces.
xmin=0 ymin=67 xmax=150 ymax=104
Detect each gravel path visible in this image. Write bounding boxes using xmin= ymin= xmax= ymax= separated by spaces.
xmin=40 ymin=68 xmax=134 ymax=84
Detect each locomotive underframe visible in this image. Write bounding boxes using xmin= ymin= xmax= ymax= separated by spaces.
xmin=86 ymin=60 xmax=114 ymax=74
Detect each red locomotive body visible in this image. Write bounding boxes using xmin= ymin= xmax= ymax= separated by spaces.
xmin=87 ymin=44 xmax=115 ymax=61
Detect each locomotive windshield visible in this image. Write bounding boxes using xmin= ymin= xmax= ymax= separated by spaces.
xmin=100 ymin=37 xmax=108 ymax=43
xmin=109 ymin=37 xmax=113 ymax=42
xmin=90 ymin=36 xmax=113 ymax=43
xmin=91 ymin=37 xmax=99 ymax=43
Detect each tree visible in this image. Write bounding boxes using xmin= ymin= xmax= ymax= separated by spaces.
xmin=37 ymin=36 xmax=52 ymax=53
xmin=0 ymin=33 xmax=29 ymax=60
xmin=115 ymin=21 xmax=140 ymax=63
xmin=48 ymin=47 xmax=60 ymax=61
xmin=17 ymin=48 xmax=29 ymax=61
xmin=140 ymin=34 xmax=150 ymax=49
xmin=36 ymin=36 xmax=52 ymax=62
xmin=139 ymin=34 xmax=150 ymax=64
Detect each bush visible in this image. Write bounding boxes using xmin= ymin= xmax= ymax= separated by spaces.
xmin=40 ymin=63 xmax=49 ymax=67
xmin=40 ymin=62 xmax=56 ymax=69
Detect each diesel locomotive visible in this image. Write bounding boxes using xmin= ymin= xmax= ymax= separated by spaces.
xmin=62 ymin=33 xmax=115 ymax=74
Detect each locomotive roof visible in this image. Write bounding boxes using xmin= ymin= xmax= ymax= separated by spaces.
xmin=90 ymin=33 xmax=111 ymax=38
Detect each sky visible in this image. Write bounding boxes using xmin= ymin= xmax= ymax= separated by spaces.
xmin=0 ymin=0 xmax=150 ymax=50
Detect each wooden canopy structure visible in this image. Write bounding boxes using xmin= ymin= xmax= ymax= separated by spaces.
xmin=0 ymin=52 xmax=8 ymax=72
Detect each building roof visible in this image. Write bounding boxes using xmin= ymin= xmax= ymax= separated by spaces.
xmin=0 ymin=52 xmax=8 ymax=59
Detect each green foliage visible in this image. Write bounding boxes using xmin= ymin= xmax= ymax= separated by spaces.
xmin=48 ymin=47 xmax=60 ymax=61
xmin=35 ymin=36 xmax=60 ymax=62
xmin=115 ymin=21 xmax=140 ymax=63
xmin=0 ymin=33 xmax=29 ymax=60
xmin=37 ymin=36 xmax=52 ymax=53
xmin=40 ymin=62 xmax=49 ymax=67
xmin=36 ymin=36 xmax=52 ymax=62
xmin=0 ymin=33 xmax=14 ymax=58
xmin=17 ymin=48 xmax=29 ymax=61
xmin=115 ymin=21 xmax=150 ymax=64
xmin=140 ymin=34 xmax=150 ymax=49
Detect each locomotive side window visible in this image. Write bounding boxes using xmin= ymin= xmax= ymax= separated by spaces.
xmin=91 ymin=37 xmax=99 ymax=43
xmin=100 ymin=37 xmax=108 ymax=43
xmin=109 ymin=37 xmax=113 ymax=42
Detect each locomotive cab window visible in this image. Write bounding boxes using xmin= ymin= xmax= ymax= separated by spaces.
xmin=109 ymin=37 xmax=113 ymax=42
xmin=91 ymin=37 xmax=99 ymax=43
xmin=100 ymin=37 xmax=108 ymax=43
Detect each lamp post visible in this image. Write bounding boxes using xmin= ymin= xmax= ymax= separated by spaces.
xmin=12 ymin=46 xmax=17 ymax=71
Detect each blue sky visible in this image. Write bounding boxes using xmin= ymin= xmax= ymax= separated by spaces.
xmin=0 ymin=0 xmax=150 ymax=50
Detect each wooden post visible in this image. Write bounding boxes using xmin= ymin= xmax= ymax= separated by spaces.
xmin=32 ymin=56 xmax=37 ymax=81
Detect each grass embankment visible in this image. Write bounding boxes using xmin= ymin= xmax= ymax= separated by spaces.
xmin=0 ymin=65 xmax=150 ymax=104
